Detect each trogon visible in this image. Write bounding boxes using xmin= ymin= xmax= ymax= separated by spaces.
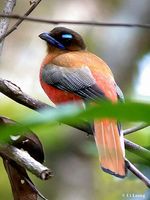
xmin=39 ymin=27 xmax=126 ymax=178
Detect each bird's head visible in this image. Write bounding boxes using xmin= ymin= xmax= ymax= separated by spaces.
xmin=39 ymin=27 xmax=86 ymax=52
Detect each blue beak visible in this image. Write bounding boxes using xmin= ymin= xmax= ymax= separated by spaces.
xmin=39 ymin=32 xmax=65 ymax=50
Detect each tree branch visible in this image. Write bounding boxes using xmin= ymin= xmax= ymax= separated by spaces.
xmin=0 ymin=14 xmax=149 ymax=29
xmin=0 ymin=144 xmax=51 ymax=180
xmin=123 ymin=123 xmax=149 ymax=135
xmin=0 ymin=78 xmax=149 ymax=137
xmin=0 ymin=0 xmax=42 ymax=42
xmin=1 ymin=78 xmax=150 ymax=187
xmin=0 ymin=115 xmax=50 ymax=199
xmin=0 ymin=0 xmax=16 ymax=55
xmin=0 ymin=78 xmax=92 ymax=134
xmin=0 ymin=116 xmax=52 ymax=180
xmin=126 ymin=159 xmax=150 ymax=188
xmin=125 ymin=139 xmax=150 ymax=162
xmin=0 ymin=77 xmax=148 ymax=145
xmin=0 ymin=78 xmax=48 ymax=110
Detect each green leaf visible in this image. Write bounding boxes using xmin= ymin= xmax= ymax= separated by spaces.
xmin=79 ymin=101 xmax=150 ymax=122
xmin=1 ymin=100 xmax=150 ymax=142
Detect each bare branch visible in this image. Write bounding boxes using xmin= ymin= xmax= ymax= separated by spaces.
xmin=126 ymin=159 xmax=150 ymax=188
xmin=0 ymin=78 xmax=48 ymax=110
xmin=0 ymin=144 xmax=51 ymax=180
xmin=1 ymin=78 xmax=150 ymax=187
xmin=0 ymin=116 xmax=51 ymax=180
xmin=125 ymin=139 xmax=150 ymax=162
xmin=3 ymin=159 xmax=38 ymax=200
xmin=123 ymin=123 xmax=149 ymax=135
xmin=0 ymin=0 xmax=42 ymax=42
xmin=23 ymin=177 xmax=48 ymax=200
xmin=0 ymin=14 xmax=149 ymax=30
xmin=0 ymin=115 xmax=50 ymax=199
xmin=0 ymin=78 xmax=92 ymax=134
xmin=0 ymin=0 xmax=16 ymax=55
xmin=0 ymin=77 xmax=148 ymax=145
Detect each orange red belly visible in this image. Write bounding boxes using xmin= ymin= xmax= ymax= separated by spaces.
xmin=40 ymin=80 xmax=82 ymax=104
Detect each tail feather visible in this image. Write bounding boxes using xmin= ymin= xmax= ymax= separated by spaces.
xmin=94 ymin=119 xmax=126 ymax=178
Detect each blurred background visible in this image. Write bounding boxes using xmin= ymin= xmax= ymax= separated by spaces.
xmin=0 ymin=0 xmax=150 ymax=199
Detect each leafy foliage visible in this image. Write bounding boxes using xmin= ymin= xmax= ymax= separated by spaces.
xmin=1 ymin=100 xmax=150 ymax=141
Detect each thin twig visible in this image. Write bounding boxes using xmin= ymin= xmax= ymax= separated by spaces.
xmin=1 ymin=78 xmax=150 ymax=187
xmin=0 ymin=144 xmax=52 ymax=180
xmin=23 ymin=176 xmax=48 ymax=200
xmin=123 ymin=123 xmax=149 ymax=135
xmin=0 ymin=14 xmax=149 ymax=29
xmin=126 ymin=159 xmax=150 ymax=188
xmin=0 ymin=0 xmax=16 ymax=55
xmin=0 ymin=0 xmax=42 ymax=42
xmin=24 ymin=176 xmax=48 ymax=200
xmin=125 ymin=139 xmax=150 ymax=162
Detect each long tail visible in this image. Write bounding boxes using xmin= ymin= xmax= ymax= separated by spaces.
xmin=94 ymin=119 xmax=126 ymax=178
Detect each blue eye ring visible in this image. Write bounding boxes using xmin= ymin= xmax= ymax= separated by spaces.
xmin=62 ymin=33 xmax=73 ymax=39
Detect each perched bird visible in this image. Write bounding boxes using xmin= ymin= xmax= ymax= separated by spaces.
xmin=39 ymin=27 xmax=126 ymax=178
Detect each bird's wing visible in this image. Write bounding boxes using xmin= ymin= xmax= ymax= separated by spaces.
xmin=116 ymin=84 xmax=125 ymax=102
xmin=41 ymin=64 xmax=106 ymax=101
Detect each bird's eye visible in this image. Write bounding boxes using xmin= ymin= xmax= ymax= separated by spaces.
xmin=62 ymin=33 xmax=73 ymax=39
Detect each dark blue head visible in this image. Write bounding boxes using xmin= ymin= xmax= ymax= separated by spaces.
xmin=39 ymin=27 xmax=86 ymax=51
